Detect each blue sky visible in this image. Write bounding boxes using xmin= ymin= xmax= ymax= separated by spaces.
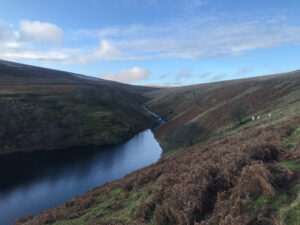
xmin=1 ymin=0 xmax=300 ymax=86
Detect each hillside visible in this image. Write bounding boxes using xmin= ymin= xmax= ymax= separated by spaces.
xmin=16 ymin=71 xmax=300 ymax=225
xmin=146 ymin=71 xmax=300 ymax=152
xmin=0 ymin=60 xmax=157 ymax=154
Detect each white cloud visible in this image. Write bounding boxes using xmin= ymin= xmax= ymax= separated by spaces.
xmin=0 ymin=20 xmax=67 ymax=61
xmin=88 ymin=15 xmax=300 ymax=60
xmin=92 ymin=40 xmax=119 ymax=59
xmin=19 ymin=20 xmax=63 ymax=44
xmin=0 ymin=50 xmax=69 ymax=61
xmin=1 ymin=13 xmax=300 ymax=64
xmin=102 ymin=67 xmax=150 ymax=83
xmin=72 ymin=40 xmax=127 ymax=64
xmin=0 ymin=21 xmax=129 ymax=63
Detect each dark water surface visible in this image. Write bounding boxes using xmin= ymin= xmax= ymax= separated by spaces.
xmin=0 ymin=129 xmax=162 ymax=225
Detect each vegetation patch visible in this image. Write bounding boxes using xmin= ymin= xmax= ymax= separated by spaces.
xmin=248 ymin=188 xmax=300 ymax=225
xmin=282 ymin=127 xmax=300 ymax=150
xmin=279 ymin=160 xmax=300 ymax=171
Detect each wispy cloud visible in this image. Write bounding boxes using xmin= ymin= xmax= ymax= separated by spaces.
xmin=176 ymin=70 xmax=192 ymax=81
xmin=160 ymin=71 xmax=211 ymax=86
xmin=91 ymin=0 xmax=208 ymax=10
xmin=101 ymin=67 xmax=150 ymax=83
xmin=0 ymin=20 xmax=136 ymax=63
xmin=145 ymin=0 xmax=208 ymax=12
xmin=236 ymin=67 xmax=254 ymax=76
xmin=71 ymin=40 xmax=129 ymax=64
xmin=80 ymin=15 xmax=300 ymax=61
xmin=159 ymin=73 xmax=169 ymax=79
xmin=211 ymin=73 xmax=227 ymax=81
xmin=1 ymin=13 xmax=300 ymax=64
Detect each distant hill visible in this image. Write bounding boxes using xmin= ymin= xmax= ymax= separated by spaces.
xmin=0 ymin=60 xmax=157 ymax=154
xmin=0 ymin=59 xmax=155 ymax=93
xmin=146 ymin=70 xmax=300 ymax=151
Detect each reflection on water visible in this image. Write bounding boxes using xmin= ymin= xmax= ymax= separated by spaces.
xmin=0 ymin=129 xmax=162 ymax=225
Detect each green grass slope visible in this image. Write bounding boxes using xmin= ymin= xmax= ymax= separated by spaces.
xmin=16 ymin=71 xmax=300 ymax=225
xmin=146 ymin=71 xmax=300 ymax=152
xmin=0 ymin=60 xmax=157 ymax=154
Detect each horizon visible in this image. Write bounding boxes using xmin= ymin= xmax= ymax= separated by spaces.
xmin=2 ymin=58 xmax=298 ymax=88
xmin=1 ymin=0 xmax=300 ymax=86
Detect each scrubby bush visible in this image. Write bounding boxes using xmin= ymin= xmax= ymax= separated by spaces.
xmin=231 ymin=105 xmax=247 ymax=125
xmin=165 ymin=122 xmax=206 ymax=151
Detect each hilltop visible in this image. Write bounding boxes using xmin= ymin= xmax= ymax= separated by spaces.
xmin=16 ymin=70 xmax=300 ymax=225
xmin=0 ymin=60 xmax=157 ymax=154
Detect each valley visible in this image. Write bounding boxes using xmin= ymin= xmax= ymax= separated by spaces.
xmin=8 ymin=64 xmax=299 ymax=225
xmin=2 ymin=1 xmax=300 ymax=225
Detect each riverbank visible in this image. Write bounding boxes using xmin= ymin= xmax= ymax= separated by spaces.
xmin=1 ymin=129 xmax=162 ymax=225
xmin=0 ymin=104 xmax=164 ymax=225
xmin=0 ymin=60 xmax=159 ymax=155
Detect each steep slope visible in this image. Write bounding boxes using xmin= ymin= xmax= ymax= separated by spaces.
xmin=146 ymin=71 xmax=300 ymax=152
xmin=0 ymin=60 xmax=156 ymax=154
xmin=17 ymin=71 xmax=300 ymax=225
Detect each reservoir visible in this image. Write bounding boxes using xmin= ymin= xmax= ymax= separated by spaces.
xmin=0 ymin=129 xmax=162 ymax=225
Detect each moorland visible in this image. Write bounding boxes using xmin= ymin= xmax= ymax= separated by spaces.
xmin=1 ymin=60 xmax=299 ymax=225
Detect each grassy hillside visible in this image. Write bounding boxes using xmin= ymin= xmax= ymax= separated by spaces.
xmin=146 ymin=71 xmax=300 ymax=152
xmin=16 ymin=71 xmax=300 ymax=225
xmin=0 ymin=60 xmax=157 ymax=154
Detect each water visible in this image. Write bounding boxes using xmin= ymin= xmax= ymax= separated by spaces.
xmin=0 ymin=129 xmax=162 ymax=225
xmin=142 ymin=105 xmax=165 ymax=127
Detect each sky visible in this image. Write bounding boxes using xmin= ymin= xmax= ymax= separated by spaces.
xmin=1 ymin=0 xmax=300 ymax=86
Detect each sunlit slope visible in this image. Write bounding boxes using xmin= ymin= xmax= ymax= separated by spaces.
xmin=0 ymin=60 xmax=156 ymax=154
xmin=146 ymin=71 xmax=300 ymax=152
